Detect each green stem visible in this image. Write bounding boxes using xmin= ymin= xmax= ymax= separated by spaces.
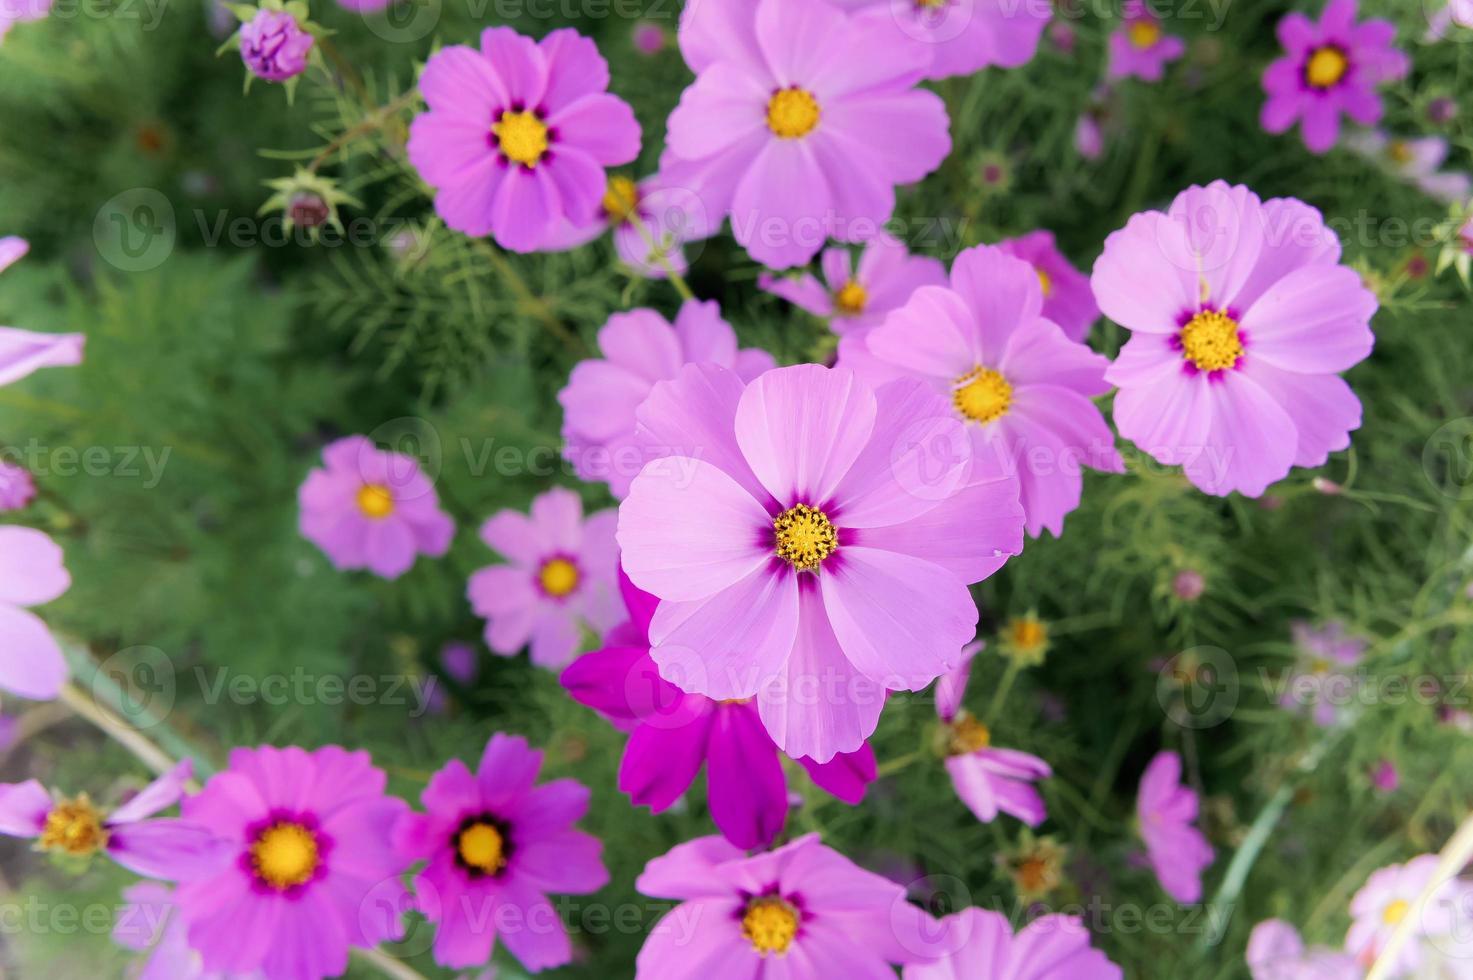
xmin=984 ymin=661 xmax=1022 ymax=726
xmin=627 ymin=211 xmax=697 ymax=302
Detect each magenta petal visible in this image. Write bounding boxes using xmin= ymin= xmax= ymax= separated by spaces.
xmin=538 ymin=28 xmax=610 ymax=113
xmin=495 ymin=879 xmax=573 ymax=973
xmin=109 ymin=759 xmax=192 ymax=824
xmin=706 ymin=703 xmax=788 ymax=849
xmin=107 ymin=819 xmax=230 ymax=881
xmin=619 ymin=714 xmax=711 ymax=812
xmin=799 ymin=741 xmax=877 ymax=805
xmin=0 ymin=525 xmax=69 ymax=606
xmin=0 ymin=603 xmax=67 ymax=700
xmin=0 ymin=779 xmax=49 ymax=836
xmin=635 ymin=834 xmax=745 ymax=900
xmin=635 ymin=897 xmax=750 ymax=976
xmin=0 ymin=327 xmax=84 ymax=387
xmin=513 ymin=829 xmax=609 ymax=894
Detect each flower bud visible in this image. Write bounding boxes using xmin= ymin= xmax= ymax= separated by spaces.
xmin=240 ymin=8 xmax=313 ymax=83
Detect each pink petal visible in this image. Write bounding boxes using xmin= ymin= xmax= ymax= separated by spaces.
xmin=0 ymin=525 xmax=68 ymax=606
xmin=0 ymin=328 xmax=84 ymax=386
xmin=538 ymin=28 xmax=609 ymax=114
xmin=109 ymin=759 xmax=193 ymax=824
xmin=949 ymin=245 xmax=1045 ymax=363
xmin=0 ymin=604 xmax=67 ymax=700
xmin=479 ymin=26 xmax=547 ymax=105
xmin=0 ymin=779 xmax=49 ymax=836
xmin=865 ymin=285 xmax=979 ymax=381
xmin=733 ymin=363 xmax=878 ymax=506
xmin=620 ymin=715 xmax=711 ymax=812
xmin=706 ymin=703 xmax=788 ymax=848
xmin=1240 ymin=264 xmax=1376 ymax=374
xmin=548 ymin=93 xmax=641 ymax=166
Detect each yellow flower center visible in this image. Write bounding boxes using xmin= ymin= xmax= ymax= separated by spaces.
xmin=1305 ymin=46 xmax=1349 ymax=89
xmin=834 ymin=280 xmax=867 ymax=316
xmin=1386 ymin=141 xmax=1414 ymax=166
xmin=773 ymin=504 xmax=837 ymax=571
xmin=38 ymin=795 xmax=109 ymax=857
xmin=1309 ymin=657 xmax=1333 ymax=676
xmin=1129 ymin=19 xmax=1162 ymax=49
xmin=742 ymin=896 xmax=800 ymax=956
xmin=948 ymin=714 xmax=991 ymax=755
xmin=953 ymin=367 xmax=1013 ymax=424
xmin=767 ymin=88 xmax=821 ymax=140
xmin=1009 ymin=616 xmax=1049 ymax=660
xmin=356 ymin=483 xmax=395 ymax=519
xmin=493 ymin=110 xmax=549 ymax=168
xmin=1035 ymin=266 xmax=1053 ymax=297
xmin=456 ymin=821 xmax=507 ymax=875
xmin=538 ymin=557 xmax=581 ymax=597
xmin=250 ymin=821 xmax=320 ymax=890
xmin=602 ymin=175 xmax=640 ymax=224
xmin=1382 ymin=899 xmax=1410 ymax=926
xmin=1179 ymin=309 xmax=1244 ymax=372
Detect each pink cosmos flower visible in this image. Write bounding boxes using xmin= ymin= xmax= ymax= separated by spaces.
xmin=175 ymin=745 xmax=410 ymax=980
xmin=238 ymin=8 xmax=313 ymax=83
xmin=0 ymin=460 xmax=35 ymax=511
xmin=468 ymin=486 xmax=620 ymax=669
xmin=758 ymin=234 xmax=947 ymax=337
xmin=1108 ymin=1 xmax=1185 ymax=82
xmin=1135 ymin=750 xmax=1213 ymax=903
xmin=558 ymin=300 xmax=775 ymax=497
xmin=541 ymin=173 xmax=711 ymax=278
xmin=0 ymin=525 xmax=69 ymax=700
xmin=1279 ymin=620 xmax=1367 ymax=727
xmin=0 ymin=0 xmax=50 ymax=45
xmin=617 ymin=362 xmax=1024 ymax=761
xmin=1344 ymin=130 xmax=1472 ymax=204
xmin=1347 ymin=855 xmax=1473 ymax=974
xmin=1260 ymin=0 xmax=1409 ymax=154
xmin=0 ymin=236 xmax=84 ymax=385
xmin=393 ymin=733 xmax=607 ymax=972
xmin=666 ymin=0 xmax=950 ymax=269
xmin=1247 ymin=919 xmax=1359 ymax=980
xmin=407 ymin=28 xmax=641 ymax=253
xmin=115 ymin=880 xmax=264 ymax=980
xmin=823 ymin=0 xmax=1052 ymax=80
xmin=562 ymin=569 xmax=877 ymax=849
xmin=634 ymin=833 xmax=933 ymax=976
xmin=1426 ymin=0 xmax=1473 ymax=41
xmin=842 ymin=244 xmax=1122 ymax=538
xmin=1093 ymin=181 xmax=1377 ymax=497
xmin=904 ymin=908 xmax=1122 ymax=980
xmin=298 ymin=435 xmax=455 ymax=580
xmin=995 ymin=230 xmax=1100 ymax=342
xmin=0 ymin=760 xmax=226 ymax=881
xmin=933 ymin=642 xmax=1051 ymax=826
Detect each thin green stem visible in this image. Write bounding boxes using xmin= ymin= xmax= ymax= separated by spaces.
xmin=627 ymin=211 xmax=697 ymax=302
xmin=984 ymin=661 xmax=1022 ymax=726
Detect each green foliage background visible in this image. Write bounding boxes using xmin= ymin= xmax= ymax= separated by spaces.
xmin=1 ymin=0 xmax=1472 ymax=976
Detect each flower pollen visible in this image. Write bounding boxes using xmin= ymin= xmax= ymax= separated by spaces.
xmin=1179 ymin=309 xmax=1244 ymax=372
xmin=835 ymin=280 xmax=868 ymax=316
xmin=493 ymin=110 xmax=549 ymax=168
xmin=774 ymin=504 xmax=837 ymax=571
xmin=767 ymin=87 xmax=820 ymax=139
xmin=357 ymin=483 xmax=395 ymax=519
xmin=539 ymin=557 xmax=581 ymax=597
xmin=1305 ymin=46 xmax=1349 ymax=89
xmin=39 ymin=795 xmax=109 ymax=857
xmin=455 ymin=820 xmax=507 ymax=876
xmin=602 ymin=176 xmax=640 ymax=224
xmin=742 ymin=896 xmax=800 ymax=956
xmin=250 ymin=820 xmax=320 ymax=890
xmin=948 ymin=714 xmax=992 ymax=755
xmin=1128 ymin=19 xmax=1162 ymax=49
xmin=1382 ymin=899 xmax=1410 ymax=926
xmin=1035 ymin=266 xmax=1053 ymax=297
xmin=953 ymin=367 xmax=1013 ymax=424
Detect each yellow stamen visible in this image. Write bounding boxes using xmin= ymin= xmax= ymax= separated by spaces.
xmin=767 ymin=88 xmax=820 ymax=139
xmin=1179 ymin=309 xmax=1244 ymax=372
xmin=1382 ymin=899 xmax=1410 ymax=926
xmin=773 ymin=504 xmax=837 ymax=571
xmin=1036 ymin=266 xmax=1053 ymax=297
xmin=602 ymin=175 xmax=640 ymax=224
xmin=948 ymin=713 xmax=992 ymax=755
xmin=539 ymin=557 xmax=580 ymax=597
xmin=1128 ymin=19 xmax=1162 ymax=49
xmin=456 ymin=821 xmax=507 ymax=875
xmin=742 ymin=896 xmax=799 ymax=955
xmin=1386 ymin=141 xmax=1414 ymax=166
xmin=493 ymin=110 xmax=549 ymax=167
xmin=1305 ymin=46 xmax=1348 ymax=89
xmin=357 ymin=483 xmax=395 ymax=519
xmin=953 ymin=367 xmax=1013 ymax=424
xmin=38 ymin=795 xmax=109 ymax=857
xmin=834 ymin=281 xmax=867 ymax=316
xmin=250 ymin=821 xmax=320 ymax=890
xmin=1007 ymin=615 xmax=1050 ymax=664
